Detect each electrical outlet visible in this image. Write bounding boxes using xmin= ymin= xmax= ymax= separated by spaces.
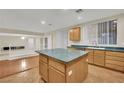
xmin=86 ymin=59 xmax=88 ymax=62
xmin=68 ymin=70 xmax=72 ymax=76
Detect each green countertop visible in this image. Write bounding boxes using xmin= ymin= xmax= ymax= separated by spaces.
xmin=36 ymin=48 xmax=88 ymax=63
xmin=70 ymin=45 xmax=124 ymax=52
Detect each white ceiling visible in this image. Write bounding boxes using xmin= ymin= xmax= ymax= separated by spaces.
xmin=0 ymin=9 xmax=124 ymax=33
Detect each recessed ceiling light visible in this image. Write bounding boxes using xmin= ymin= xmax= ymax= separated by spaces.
xmin=113 ymin=20 xmax=117 ymax=23
xmin=21 ymin=36 xmax=25 ymax=40
xmin=41 ymin=21 xmax=46 ymax=24
xmin=78 ymin=16 xmax=82 ymax=20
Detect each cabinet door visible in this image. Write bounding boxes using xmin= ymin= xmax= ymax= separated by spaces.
xmin=85 ymin=49 xmax=94 ymax=64
xmin=49 ymin=66 xmax=65 ymax=83
xmin=73 ymin=28 xmax=80 ymax=41
xmin=39 ymin=61 xmax=48 ymax=82
xmin=87 ymin=54 xmax=94 ymax=64
xmin=66 ymin=57 xmax=88 ymax=83
xmin=69 ymin=27 xmax=80 ymax=41
xmin=94 ymin=55 xmax=105 ymax=66
xmin=69 ymin=30 xmax=74 ymax=41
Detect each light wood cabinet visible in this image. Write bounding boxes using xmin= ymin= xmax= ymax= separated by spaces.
xmin=93 ymin=50 xmax=105 ymax=66
xmin=105 ymin=63 xmax=124 ymax=71
xmin=105 ymin=51 xmax=124 ymax=72
xmin=66 ymin=57 xmax=88 ymax=83
xmin=84 ymin=48 xmax=124 ymax=72
xmin=48 ymin=58 xmax=66 ymax=83
xmin=39 ymin=55 xmax=48 ymax=82
xmin=85 ymin=49 xmax=94 ymax=64
xmin=49 ymin=66 xmax=65 ymax=83
xmin=39 ymin=55 xmax=47 ymax=63
xmin=94 ymin=55 xmax=105 ymax=66
xmin=69 ymin=30 xmax=74 ymax=41
xmin=69 ymin=27 xmax=80 ymax=41
xmin=49 ymin=58 xmax=65 ymax=73
xmin=106 ymin=51 xmax=124 ymax=57
xmin=39 ymin=61 xmax=48 ymax=82
xmin=39 ymin=54 xmax=88 ymax=83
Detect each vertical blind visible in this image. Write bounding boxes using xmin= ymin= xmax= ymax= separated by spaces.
xmin=98 ymin=20 xmax=117 ymax=45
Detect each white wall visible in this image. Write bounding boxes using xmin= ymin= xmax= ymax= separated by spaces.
xmin=52 ymin=29 xmax=68 ymax=49
xmin=0 ymin=36 xmax=27 ymax=48
xmin=117 ymin=15 xmax=124 ymax=46
xmin=35 ymin=37 xmax=41 ymax=50
xmin=42 ymin=33 xmax=52 ymax=49
xmin=0 ymin=35 xmax=42 ymax=51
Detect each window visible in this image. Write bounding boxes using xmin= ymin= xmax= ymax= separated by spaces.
xmin=98 ymin=20 xmax=117 ymax=45
xmin=44 ymin=37 xmax=48 ymax=48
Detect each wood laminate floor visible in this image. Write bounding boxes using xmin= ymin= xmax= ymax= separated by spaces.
xmin=0 ymin=56 xmax=39 ymax=79
xmin=0 ymin=56 xmax=124 ymax=83
xmin=84 ymin=65 xmax=124 ymax=83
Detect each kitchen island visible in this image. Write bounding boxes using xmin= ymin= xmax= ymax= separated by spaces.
xmin=36 ymin=48 xmax=88 ymax=83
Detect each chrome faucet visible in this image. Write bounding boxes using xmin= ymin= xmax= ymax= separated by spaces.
xmin=93 ymin=40 xmax=98 ymax=47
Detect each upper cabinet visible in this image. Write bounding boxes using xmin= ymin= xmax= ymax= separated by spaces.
xmin=69 ymin=27 xmax=81 ymax=41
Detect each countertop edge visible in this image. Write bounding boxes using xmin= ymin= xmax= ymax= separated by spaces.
xmin=36 ymin=50 xmax=88 ymax=63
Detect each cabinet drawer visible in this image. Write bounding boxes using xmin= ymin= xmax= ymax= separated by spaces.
xmin=39 ymin=61 xmax=48 ymax=82
xmin=49 ymin=58 xmax=65 ymax=73
xmin=94 ymin=50 xmax=105 ymax=55
xmin=105 ymin=63 xmax=124 ymax=72
xmin=94 ymin=56 xmax=105 ymax=66
xmin=106 ymin=56 xmax=124 ymax=62
xmin=39 ymin=55 xmax=47 ymax=63
xmin=88 ymin=52 xmax=94 ymax=56
xmin=106 ymin=51 xmax=124 ymax=57
xmin=49 ymin=66 xmax=65 ymax=83
xmin=106 ymin=60 xmax=124 ymax=67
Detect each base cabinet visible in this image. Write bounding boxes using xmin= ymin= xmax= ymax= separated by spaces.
xmin=85 ymin=48 xmax=124 ymax=72
xmin=39 ymin=54 xmax=88 ymax=83
xmin=94 ymin=55 xmax=105 ymax=66
xmin=66 ymin=59 xmax=88 ymax=83
xmin=39 ymin=62 xmax=48 ymax=82
xmin=85 ymin=49 xmax=94 ymax=64
xmin=105 ymin=51 xmax=124 ymax=72
xmin=49 ymin=66 xmax=65 ymax=83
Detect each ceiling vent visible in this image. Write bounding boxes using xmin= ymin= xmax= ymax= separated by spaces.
xmin=75 ymin=9 xmax=83 ymax=14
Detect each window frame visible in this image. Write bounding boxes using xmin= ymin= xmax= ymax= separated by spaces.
xmin=97 ymin=19 xmax=117 ymax=45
